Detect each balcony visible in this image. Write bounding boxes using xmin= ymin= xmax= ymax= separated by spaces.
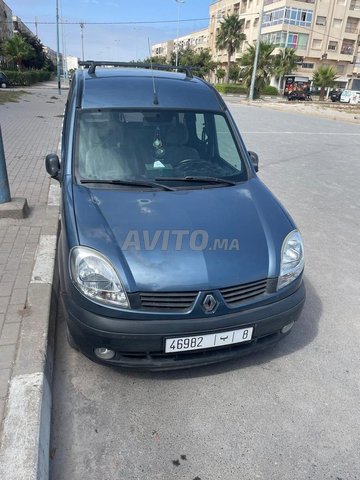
xmin=341 ymin=40 xmax=355 ymax=55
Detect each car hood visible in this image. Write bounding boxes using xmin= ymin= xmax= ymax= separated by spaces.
xmin=73 ymin=179 xmax=293 ymax=292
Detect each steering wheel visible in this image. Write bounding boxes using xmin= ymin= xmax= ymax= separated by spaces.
xmin=177 ymin=158 xmax=197 ymax=166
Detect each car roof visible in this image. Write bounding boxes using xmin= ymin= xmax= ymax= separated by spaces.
xmin=77 ymin=67 xmax=226 ymax=111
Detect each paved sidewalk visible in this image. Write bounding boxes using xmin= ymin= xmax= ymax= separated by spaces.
xmin=0 ymin=83 xmax=66 ymax=427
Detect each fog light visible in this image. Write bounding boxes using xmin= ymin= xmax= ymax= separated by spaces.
xmin=281 ymin=321 xmax=295 ymax=334
xmin=94 ymin=347 xmax=115 ymax=360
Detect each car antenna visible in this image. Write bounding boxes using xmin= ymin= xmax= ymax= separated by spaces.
xmin=148 ymin=38 xmax=159 ymax=105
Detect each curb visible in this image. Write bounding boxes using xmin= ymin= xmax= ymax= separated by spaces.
xmin=0 ymin=180 xmax=60 ymax=480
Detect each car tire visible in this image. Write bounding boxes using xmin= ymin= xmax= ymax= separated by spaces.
xmin=0 ymin=82 xmax=7 ymax=89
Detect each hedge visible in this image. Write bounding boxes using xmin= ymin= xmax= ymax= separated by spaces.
xmin=2 ymin=70 xmax=52 ymax=86
xmin=214 ymin=84 xmax=248 ymax=94
xmin=261 ymin=85 xmax=278 ymax=96
xmin=214 ymin=83 xmax=279 ymax=96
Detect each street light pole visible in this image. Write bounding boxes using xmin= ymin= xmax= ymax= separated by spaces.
xmin=249 ymin=0 xmax=264 ymax=100
xmin=175 ymin=0 xmax=185 ymax=67
xmin=80 ymin=22 xmax=85 ymax=61
xmin=56 ymin=0 xmax=61 ymax=94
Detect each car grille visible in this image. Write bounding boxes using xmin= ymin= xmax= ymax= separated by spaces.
xmin=139 ymin=279 xmax=268 ymax=312
xmin=220 ymin=279 xmax=267 ymax=306
xmin=139 ymin=291 xmax=198 ymax=311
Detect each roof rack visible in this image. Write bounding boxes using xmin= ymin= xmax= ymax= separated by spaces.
xmin=78 ymin=61 xmax=194 ymax=78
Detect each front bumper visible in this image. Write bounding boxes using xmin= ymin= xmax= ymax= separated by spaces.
xmin=62 ymin=281 xmax=305 ymax=370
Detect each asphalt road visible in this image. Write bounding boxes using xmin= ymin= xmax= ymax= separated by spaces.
xmin=50 ymin=103 xmax=360 ymax=480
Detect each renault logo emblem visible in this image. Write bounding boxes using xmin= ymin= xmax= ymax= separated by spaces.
xmin=202 ymin=294 xmax=218 ymax=313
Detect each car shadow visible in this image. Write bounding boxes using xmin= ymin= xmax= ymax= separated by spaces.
xmin=118 ymin=276 xmax=321 ymax=381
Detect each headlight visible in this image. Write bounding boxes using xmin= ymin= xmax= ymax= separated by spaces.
xmin=278 ymin=230 xmax=304 ymax=290
xmin=70 ymin=246 xmax=129 ymax=308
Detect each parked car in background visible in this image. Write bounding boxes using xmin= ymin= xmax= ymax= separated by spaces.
xmin=45 ymin=61 xmax=305 ymax=370
xmin=288 ymin=90 xmax=306 ymax=101
xmin=340 ymin=90 xmax=360 ymax=104
xmin=330 ymin=90 xmax=342 ymax=102
xmin=0 ymin=72 xmax=9 ymax=88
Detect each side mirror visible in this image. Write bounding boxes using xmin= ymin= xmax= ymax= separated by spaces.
xmin=248 ymin=151 xmax=259 ymax=172
xmin=45 ymin=153 xmax=60 ymax=180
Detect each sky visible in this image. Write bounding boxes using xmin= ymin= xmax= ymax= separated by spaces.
xmin=6 ymin=0 xmax=211 ymax=61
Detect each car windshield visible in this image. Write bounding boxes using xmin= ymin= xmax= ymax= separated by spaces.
xmin=76 ymin=109 xmax=248 ymax=187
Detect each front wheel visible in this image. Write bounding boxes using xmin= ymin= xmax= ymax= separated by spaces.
xmin=0 ymin=82 xmax=7 ymax=89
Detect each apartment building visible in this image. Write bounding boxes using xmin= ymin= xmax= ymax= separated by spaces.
xmin=209 ymin=0 xmax=360 ymax=87
xmin=12 ymin=15 xmax=36 ymax=39
xmin=152 ymin=28 xmax=209 ymax=61
xmin=152 ymin=40 xmax=175 ymax=61
xmin=0 ymin=0 xmax=13 ymax=43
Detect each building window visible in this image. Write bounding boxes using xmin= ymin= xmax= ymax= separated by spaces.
xmin=262 ymin=30 xmax=308 ymax=49
xmin=336 ymin=64 xmax=345 ymax=73
xmin=296 ymin=33 xmax=309 ymax=49
xmin=287 ymin=33 xmax=298 ymax=48
xmin=254 ymin=17 xmax=259 ymax=26
xmin=350 ymin=0 xmax=360 ymax=9
xmin=302 ymin=63 xmax=314 ymax=68
xmin=345 ymin=17 xmax=359 ymax=33
xmin=262 ymin=7 xmax=312 ymax=28
xmin=312 ymin=39 xmax=322 ymax=49
xmin=261 ymin=31 xmax=287 ymax=46
xmin=341 ymin=39 xmax=355 ymax=54
xmin=316 ymin=16 xmax=326 ymax=26
xmin=328 ymin=41 xmax=338 ymax=51
xmin=333 ymin=18 xmax=342 ymax=28
xmin=245 ymin=20 xmax=251 ymax=28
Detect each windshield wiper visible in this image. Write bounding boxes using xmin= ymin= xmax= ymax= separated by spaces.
xmin=155 ymin=176 xmax=237 ymax=186
xmin=80 ymin=179 xmax=175 ymax=191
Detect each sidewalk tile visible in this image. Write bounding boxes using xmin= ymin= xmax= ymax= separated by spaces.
xmin=0 ymin=344 xmax=16 ymax=370
xmin=0 ymin=369 xmax=11 ymax=398
xmin=0 ymin=324 xmax=21 ymax=346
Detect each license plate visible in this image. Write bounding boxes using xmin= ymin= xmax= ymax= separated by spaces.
xmin=165 ymin=327 xmax=253 ymax=353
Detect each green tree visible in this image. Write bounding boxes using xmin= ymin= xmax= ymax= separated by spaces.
xmin=273 ymin=47 xmax=300 ymax=91
xmin=216 ymin=14 xmax=246 ymax=83
xmin=142 ymin=55 xmax=168 ymax=65
xmin=21 ymin=33 xmax=47 ymax=70
xmin=312 ymin=65 xmax=337 ymax=100
xmin=240 ymin=42 xmax=275 ymax=98
xmin=215 ymin=68 xmax=226 ymax=83
xmin=170 ymin=47 xmax=217 ymax=79
xmin=2 ymin=34 xmax=35 ymax=70
xmin=229 ymin=64 xmax=240 ymax=83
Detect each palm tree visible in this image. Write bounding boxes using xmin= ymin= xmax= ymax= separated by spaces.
xmin=312 ymin=65 xmax=337 ymax=101
xmin=2 ymin=34 xmax=34 ymax=71
xmin=216 ymin=14 xmax=246 ymax=83
xmin=240 ymin=42 xmax=275 ymax=98
xmin=273 ymin=47 xmax=300 ymax=91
